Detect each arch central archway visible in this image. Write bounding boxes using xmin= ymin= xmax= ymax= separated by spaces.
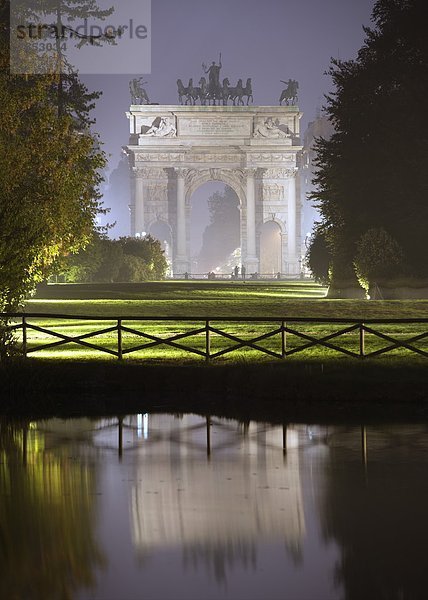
xmin=190 ymin=181 xmax=241 ymax=274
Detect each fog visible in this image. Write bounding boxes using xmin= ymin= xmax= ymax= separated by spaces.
xmin=90 ymin=0 xmax=375 ymax=247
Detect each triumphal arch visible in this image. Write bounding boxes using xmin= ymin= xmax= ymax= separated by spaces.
xmin=124 ymin=104 xmax=302 ymax=275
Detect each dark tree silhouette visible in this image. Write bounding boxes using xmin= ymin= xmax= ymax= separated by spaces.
xmin=312 ymin=0 xmax=428 ymax=296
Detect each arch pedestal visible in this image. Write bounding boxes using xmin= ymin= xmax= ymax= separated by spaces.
xmin=124 ymin=105 xmax=303 ymax=276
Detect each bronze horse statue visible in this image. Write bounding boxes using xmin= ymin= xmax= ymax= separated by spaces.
xmin=177 ymin=78 xmax=194 ymax=105
xmin=220 ymin=78 xmax=230 ymax=105
xmin=176 ymin=70 xmax=254 ymax=106
xmin=228 ymin=79 xmax=245 ymax=106
xmin=188 ymin=77 xmax=209 ymax=105
xmin=242 ymin=78 xmax=253 ymax=105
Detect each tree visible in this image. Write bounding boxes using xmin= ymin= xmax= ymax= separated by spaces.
xmin=306 ymin=227 xmax=332 ymax=285
xmin=198 ymin=187 xmax=240 ymax=272
xmin=0 ymin=76 xmax=105 ymax=306
xmin=0 ymin=4 xmax=106 ymax=357
xmin=311 ymin=0 xmax=428 ymax=296
xmin=37 ymin=0 xmax=115 ymax=120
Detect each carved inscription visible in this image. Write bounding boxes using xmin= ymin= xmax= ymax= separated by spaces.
xmin=135 ymin=153 xmax=184 ymax=162
xmin=178 ymin=117 xmax=251 ymax=137
xmin=190 ymin=153 xmax=241 ymax=163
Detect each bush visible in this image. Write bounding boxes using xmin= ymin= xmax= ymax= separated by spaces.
xmin=354 ymin=228 xmax=404 ymax=291
xmin=59 ymin=234 xmax=168 ymax=283
xmin=118 ymin=236 xmax=168 ymax=280
xmin=116 ymin=255 xmax=149 ymax=282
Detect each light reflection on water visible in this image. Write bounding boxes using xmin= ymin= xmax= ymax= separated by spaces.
xmin=1 ymin=416 xmax=428 ymax=599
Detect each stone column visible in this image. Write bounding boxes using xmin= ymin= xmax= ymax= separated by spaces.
xmin=287 ymin=171 xmax=299 ymax=275
xmin=134 ymin=173 xmax=145 ymax=237
xmin=174 ymin=168 xmax=189 ymax=274
xmin=246 ymin=168 xmax=259 ymax=272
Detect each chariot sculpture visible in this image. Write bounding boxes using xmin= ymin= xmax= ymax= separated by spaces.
xmin=177 ymin=54 xmax=254 ymax=106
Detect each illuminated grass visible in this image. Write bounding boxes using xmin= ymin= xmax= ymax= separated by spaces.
xmin=28 ymin=282 xmax=428 ymax=318
xmin=15 ymin=281 xmax=427 ymax=362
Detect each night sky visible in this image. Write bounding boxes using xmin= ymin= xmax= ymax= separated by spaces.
xmin=83 ymin=0 xmax=375 ymax=172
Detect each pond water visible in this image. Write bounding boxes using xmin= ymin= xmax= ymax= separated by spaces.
xmin=1 ymin=415 xmax=428 ymax=600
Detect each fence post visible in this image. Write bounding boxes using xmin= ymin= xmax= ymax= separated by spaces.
xmin=205 ymin=320 xmax=210 ymax=362
xmin=22 ymin=315 xmax=27 ymax=358
xmin=281 ymin=321 xmax=287 ymax=359
xmin=117 ymin=318 xmax=123 ymax=361
xmin=206 ymin=415 xmax=211 ymax=458
xmin=359 ymin=323 xmax=365 ymax=358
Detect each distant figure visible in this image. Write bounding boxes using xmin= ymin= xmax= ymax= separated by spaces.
xmin=234 ymin=265 xmax=239 ymax=280
xmin=276 ymin=272 xmax=281 ymax=280
xmin=184 ymin=271 xmax=189 ymax=280
xmin=241 ymin=265 xmax=246 ymax=280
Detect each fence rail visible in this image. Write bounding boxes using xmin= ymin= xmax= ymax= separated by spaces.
xmin=1 ymin=313 xmax=428 ymax=361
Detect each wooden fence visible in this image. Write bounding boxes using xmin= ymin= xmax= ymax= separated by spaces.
xmin=1 ymin=313 xmax=428 ymax=361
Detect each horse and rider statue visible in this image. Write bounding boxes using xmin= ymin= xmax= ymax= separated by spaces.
xmin=177 ymin=54 xmax=254 ymax=106
xmin=279 ymin=78 xmax=299 ymax=106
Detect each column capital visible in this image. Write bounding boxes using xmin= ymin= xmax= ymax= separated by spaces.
xmin=285 ymin=167 xmax=298 ymax=179
xmin=174 ymin=167 xmax=189 ymax=178
xmin=245 ymin=167 xmax=258 ymax=178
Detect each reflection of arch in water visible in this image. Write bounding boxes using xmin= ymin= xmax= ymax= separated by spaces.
xmin=129 ymin=415 xmax=305 ymax=577
xmin=259 ymin=220 xmax=283 ymax=274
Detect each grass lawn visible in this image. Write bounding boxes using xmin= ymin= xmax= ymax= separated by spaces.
xmin=13 ymin=280 xmax=427 ymax=363
xmin=0 ymin=280 xmax=425 ymax=416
